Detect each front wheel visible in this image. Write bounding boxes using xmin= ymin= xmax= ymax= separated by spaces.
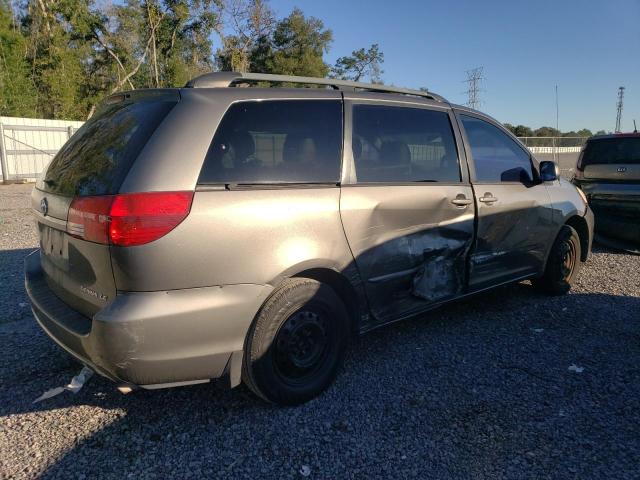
xmin=532 ymin=225 xmax=582 ymax=295
xmin=242 ymin=278 xmax=349 ymax=405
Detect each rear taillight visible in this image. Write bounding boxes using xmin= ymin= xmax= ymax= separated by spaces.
xmin=67 ymin=191 xmax=193 ymax=246
xmin=109 ymin=192 xmax=194 ymax=246
xmin=67 ymin=196 xmax=114 ymax=244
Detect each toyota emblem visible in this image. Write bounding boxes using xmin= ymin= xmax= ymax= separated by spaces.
xmin=40 ymin=197 xmax=48 ymax=216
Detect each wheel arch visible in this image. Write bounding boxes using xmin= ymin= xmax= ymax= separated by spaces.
xmin=292 ymin=267 xmax=365 ymax=336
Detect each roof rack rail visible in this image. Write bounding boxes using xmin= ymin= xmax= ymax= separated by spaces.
xmin=185 ymin=72 xmax=447 ymax=102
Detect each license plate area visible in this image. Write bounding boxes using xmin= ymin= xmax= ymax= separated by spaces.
xmin=39 ymin=224 xmax=69 ymax=267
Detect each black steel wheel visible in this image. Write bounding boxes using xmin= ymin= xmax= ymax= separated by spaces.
xmin=242 ymin=278 xmax=349 ymax=405
xmin=533 ymin=225 xmax=583 ymax=295
xmin=273 ymin=309 xmax=332 ymax=385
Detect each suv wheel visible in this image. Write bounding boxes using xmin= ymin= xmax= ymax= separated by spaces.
xmin=242 ymin=278 xmax=349 ymax=405
xmin=533 ymin=225 xmax=582 ymax=295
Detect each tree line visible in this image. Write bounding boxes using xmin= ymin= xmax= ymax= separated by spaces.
xmin=0 ymin=0 xmax=384 ymax=120
xmin=502 ymin=124 xmax=606 ymax=138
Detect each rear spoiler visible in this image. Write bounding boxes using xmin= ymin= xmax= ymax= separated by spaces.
xmin=105 ymin=89 xmax=181 ymax=105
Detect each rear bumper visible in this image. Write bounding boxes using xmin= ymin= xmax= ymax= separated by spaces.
xmin=25 ymin=250 xmax=273 ymax=388
xmin=575 ymin=180 xmax=640 ymax=246
xmin=590 ymin=200 xmax=640 ymax=246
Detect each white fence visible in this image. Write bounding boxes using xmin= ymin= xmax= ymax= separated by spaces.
xmin=527 ymin=146 xmax=583 ymax=154
xmin=518 ymin=136 xmax=587 ymax=154
xmin=0 ymin=116 xmax=84 ymax=182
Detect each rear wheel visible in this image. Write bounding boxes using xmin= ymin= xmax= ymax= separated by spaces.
xmin=242 ymin=278 xmax=349 ymax=405
xmin=533 ymin=225 xmax=582 ymax=295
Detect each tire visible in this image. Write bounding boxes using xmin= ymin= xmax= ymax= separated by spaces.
xmin=242 ymin=278 xmax=350 ymax=405
xmin=532 ymin=225 xmax=582 ymax=295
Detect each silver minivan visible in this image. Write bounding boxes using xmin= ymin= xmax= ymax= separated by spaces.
xmin=25 ymin=72 xmax=594 ymax=405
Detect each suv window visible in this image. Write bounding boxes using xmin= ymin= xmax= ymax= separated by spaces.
xmin=199 ymin=100 xmax=342 ymax=184
xmin=581 ymin=137 xmax=640 ymax=167
xmin=42 ymin=100 xmax=176 ymax=196
xmin=352 ymin=105 xmax=460 ymax=183
xmin=460 ymin=114 xmax=533 ymax=183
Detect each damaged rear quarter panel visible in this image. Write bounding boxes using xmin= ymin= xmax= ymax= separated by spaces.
xmin=110 ymin=188 xmax=357 ymax=290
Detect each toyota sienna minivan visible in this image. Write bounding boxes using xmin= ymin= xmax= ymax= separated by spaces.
xmin=25 ymin=72 xmax=594 ymax=405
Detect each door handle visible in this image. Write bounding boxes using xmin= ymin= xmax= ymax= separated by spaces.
xmin=451 ymin=194 xmax=472 ymax=207
xmin=478 ymin=193 xmax=498 ymax=204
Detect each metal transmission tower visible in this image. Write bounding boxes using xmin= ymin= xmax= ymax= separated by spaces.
xmin=615 ymin=86 xmax=625 ymax=132
xmin=465 ymin=67 xmax=484 ymax=109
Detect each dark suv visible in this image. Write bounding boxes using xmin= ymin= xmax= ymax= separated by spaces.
xmin=573 ymin=133 xmax=640 ymax=251
xmin=25 ymin=72 xmax=594 ymax=405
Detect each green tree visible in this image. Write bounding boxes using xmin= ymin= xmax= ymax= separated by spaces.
xmin=503 ymin=123 xmax=516 ymax=134
xmin=22 ymin=0 xmax=91 ymax=119
xmin=264 ymin=8 xmax=332 ymax=77
xmin=102 ymin=0 xmax=217 ymax=91
xmin=1 ymin=1 xmax=389 ymax=119
xmin=215 ymin=0 xmax=275 ymax=72
xmin=534 ymin=126 xmax=561 ymax=137
xmin=576 ymin=128 xmax=593 ymax=137
xmin=514 ymin=125 xmax=533 ymax=137
xmin=0 ymin=0 xmax=38 ymax=116
xmin=151 ymin=0 xmax=218 ymax=87
xmin=331 ymin=43 xmax=383 ymax=82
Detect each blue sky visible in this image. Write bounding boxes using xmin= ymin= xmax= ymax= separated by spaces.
xmin=266 ymin=0 xmax=640 ymax=133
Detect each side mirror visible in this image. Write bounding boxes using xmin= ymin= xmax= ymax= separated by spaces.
xmin=539 ymin=161 xmax=559 ymax=182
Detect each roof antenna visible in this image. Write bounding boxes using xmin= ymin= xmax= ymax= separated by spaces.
xmin=634 ymin=119 xmax=638 ymax=133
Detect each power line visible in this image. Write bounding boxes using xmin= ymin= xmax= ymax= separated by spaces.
xmin=464 ymin=67 xmax=484 ymax=110
xmin=615 ymin=86 xmax=625 ymax=132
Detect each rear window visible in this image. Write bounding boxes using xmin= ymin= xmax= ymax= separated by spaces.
xmin=42 ymin=100 xmax=176 ymax=196
xmin=198 ymin=100 xmax=342 ymax=184
xmin=581 ymin=137 xmax=640 ymax=168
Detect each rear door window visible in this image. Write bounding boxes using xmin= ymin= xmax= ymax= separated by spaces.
xmin=581 ymin=137 xmax=640 ymax=167
xmin=42 ymin=100 xmax=176 ymax=196
xmin=352 ymin=104 xmax=460 ymax=183
xmin=198 ymin=100 xmax=343 ymax=184
xmin=460 ymin=114 xmax=533 ymax=183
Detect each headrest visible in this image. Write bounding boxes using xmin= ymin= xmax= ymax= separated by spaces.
xmin=283 ymin=134 xmax=316 ymax=163
xmin=380 ymin=140 xmax=411 ymax=166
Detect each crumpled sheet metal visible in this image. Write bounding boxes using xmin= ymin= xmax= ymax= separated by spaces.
xmin=361 ymin=223 xmax=472 ymax=322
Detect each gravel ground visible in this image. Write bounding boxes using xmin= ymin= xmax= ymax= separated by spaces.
xmin=1 ymin=183 xmax=639 ymax=479
xmin=0 ymin=184 xmax=39 ymax=325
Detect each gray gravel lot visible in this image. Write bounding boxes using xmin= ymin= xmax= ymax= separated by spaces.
xmin=0 ymin=184 xmax=39 ymax=325
xmin=1 ymin=183 xmax=639 ymax=479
